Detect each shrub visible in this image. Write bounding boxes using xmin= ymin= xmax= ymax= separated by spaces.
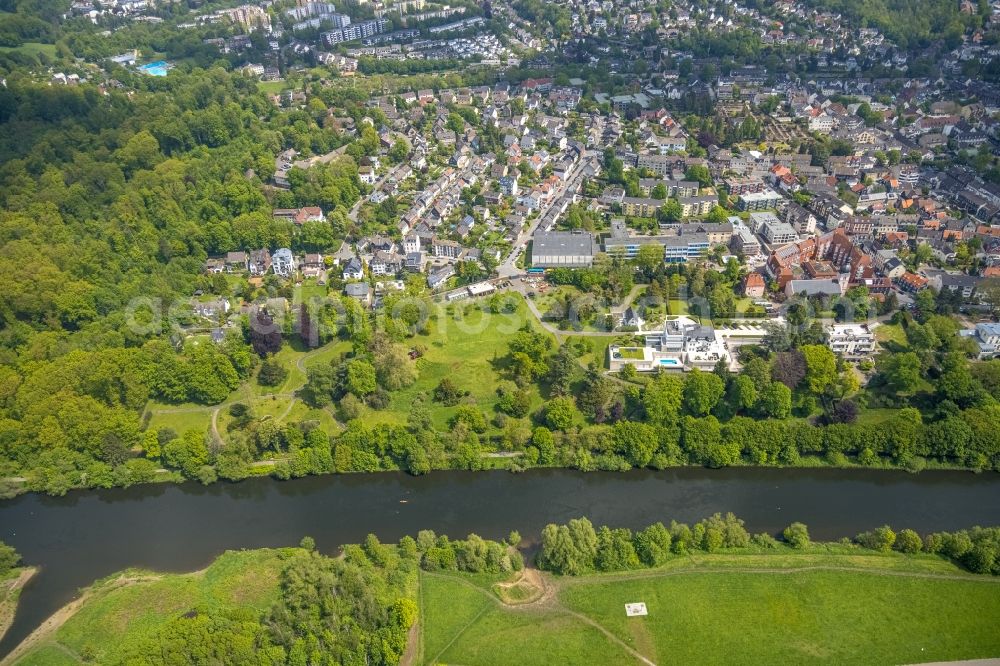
xmin=783 ymin=522 xmax=810 ymax=549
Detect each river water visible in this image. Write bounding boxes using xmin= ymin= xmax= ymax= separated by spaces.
xmin=1 ymin=467 xmax=999 ymax=657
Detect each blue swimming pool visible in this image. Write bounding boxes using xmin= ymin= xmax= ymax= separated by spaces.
xmin=658 ymin=358 xmax=680 ymax=365
xmin=139 ymin=61 xmax=169 ymax=76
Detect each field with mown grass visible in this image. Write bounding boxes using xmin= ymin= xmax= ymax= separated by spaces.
xmin=419 ymin=548 xmax=1000 ymax=666
xmin=11 ymin=549 xmax=293 ymax=666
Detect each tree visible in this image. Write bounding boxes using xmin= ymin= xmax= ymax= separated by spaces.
xmin=302 ymin=364 xmax=336 ymax=407
xmin=771 ymin=350 xmax=806 ymax=388
xmin=643 ymin=373 xmax=684 ymax=425
xmin=782 ymin=522 xmax=810 ymax=549
xmin=257 ymin=357 xmax=288 ymax=387
xmin=800 ymin=345 xmax=838 ymax=395
xmin=162 ymin=429 xmax=209 ymax=478
xmin=826 ymin=399 xmax=859 ymax=424
xmin=496 ymin=382 xmax=530 ymax=417
xmin=895 ymin=529 xmax=923 ymax=554
xmin=685 ymin=164 xmax=711 ymax=187
xmin=757 ymin=382 xmax=791 ymax=419
xmin=595 ymin=527 xmax=640 ymax=571
xmin=0 ymin=541 xmax=20 ymax=576
xmin=650 ymin=183 xmax=668 ymax=199
xmin=727 ymin=375 xmax=757 ymax=413
xmin=634 ymin=523 xmax=672 ymax=566
xmin=345 ymin=359 xmax=377 ymax=397
xmin=682 ymin=369 xmax=725 ymax=416
xmin=372 ymin=342 xmax=417 ymax=391
xmin=635 ymin=244 xmax=665 ymax=277
xmin=433 ymin=378 xmax=466 ymax=406
xmin=856 ymin=525 xmax=896 ymax=552
xmin=612 ymin=421 xmax=658 ymax=467
xmin=876 ymin=352 xmax=923 ymax=395
xmin=544 ymin=396 xmax=578 ymax=431
xmin=250 ymin=308 xmax=282 ymax=356
xmin=532 ymin=427 xmax=556 ymax=464
xmin=547 ymin=345 xmax=577 ymax=396
xmin=682 ymin=416 xmax=738 ymax=467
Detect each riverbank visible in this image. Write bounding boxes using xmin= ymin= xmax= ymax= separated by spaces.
xmin=421 ymin=549 xmax=1000 ymax=665
xmin=0 ymin=569 xmax=35 ymax=646
xmin=2 ymin=550 xmax=289 ymax=665
xmin=2 ymin=453 xmax=994 ymax=501
xmin=2 ymin=466 xmax=999 ymax=660
xmin=6 ymin=543 xmax=1000 ymax=665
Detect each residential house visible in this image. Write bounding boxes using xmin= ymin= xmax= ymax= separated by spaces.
xmin=344 ymin=282 xmax=372 ymax=307
xmin=249 ymin=249 xmax=272 ymax=276
xmin=743 ymin=273 xmax=766 ymax=298
xmin=342 ymin=256 xmax=364 ymax=280
xmin=272 ymin=248 xmax=295 ymax=277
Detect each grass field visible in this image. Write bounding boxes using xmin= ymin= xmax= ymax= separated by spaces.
xmin=352 ymin=297 xmax=554 ymax=431
xmin=419 ymin=549 xmax=1000 ymax=666
xmin=12 ymin=549 xmax=293 ymax=665
xmin=875 ymin=322 xmax=908 ymax=348
xmin=419 ymin=572 xmax=635 ymax=666
xmin=0 ymin=43 xmax=57 ymax=59
xmin=256 ymin=80 xmax=289 ymax=94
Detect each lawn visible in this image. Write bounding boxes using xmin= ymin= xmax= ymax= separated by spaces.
xmin=13 ymin=549 xmax=292 ymax=665
xmin=420 ymin=549 xmax=1000 ymax=666
xmin=0 ymin=43 xmax=57 ymax=59
xmin=145 ymin=403 xmax=212 ymax=437
xmin=419 ymin=573 xmax=636 ymax=666
xmin=353 ymin=296 xmax=554 ymax=432
xmin=875 ymin=322 xmax=908 ymax=348
xmin=256 ymin=80 xmax=289 ymax=94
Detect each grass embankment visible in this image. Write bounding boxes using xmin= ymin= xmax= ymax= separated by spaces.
xmin=0 ymin=568 xmax=37 ymax=644
xmin=7 ymin=549 xmax=291 ymax=666
xmin=420 ymin=548 xmax=1000 ymax=666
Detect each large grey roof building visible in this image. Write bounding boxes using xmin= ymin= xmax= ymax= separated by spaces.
xmin=532 ymin=231 xmax=597 ymax=268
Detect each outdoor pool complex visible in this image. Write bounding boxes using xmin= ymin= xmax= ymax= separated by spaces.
xmin=139 ymin=61 xmax=168 ymax=76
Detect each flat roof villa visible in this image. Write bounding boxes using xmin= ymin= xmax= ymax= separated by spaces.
xmin=608 ymin=316 xmax=730 ymax=373
xmin=960 ymin=322 xmax=1000 ymax=359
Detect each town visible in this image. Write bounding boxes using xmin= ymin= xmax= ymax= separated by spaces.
xmin=4 ymin=0 xmax=1000 ymax=664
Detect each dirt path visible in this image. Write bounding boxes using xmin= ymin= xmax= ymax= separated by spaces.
xmin=0 ymin=568 xmax=37 ymax=645
xmin=421 ymin=568 xmax=656 ymax=666
xmin=399 ymin=618 xmax=420 ymax=666
xmin=0 ymin=574 xmax=161 ymax=666
xmin=210 ymin=407 xmax=223 ymax=447
xmin=555 ymin=564 xmax=1000 ymax=587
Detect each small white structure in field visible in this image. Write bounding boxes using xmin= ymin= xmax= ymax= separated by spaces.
xmin=625 ymin=602 xmax=648 ymax=617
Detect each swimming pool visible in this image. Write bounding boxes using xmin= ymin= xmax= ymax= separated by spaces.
xmin=658 ymin=358 xmax=680 ymax=366
xmin=139 ymin=61 xmax=169 ymax=76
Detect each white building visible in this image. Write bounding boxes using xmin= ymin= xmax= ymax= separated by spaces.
xmin=608 ymin=316 xmax=729 ymax=372
xmin=272 ymin=248 xmax=295 ymax=277
xmin=827 ymin=323 xmax=876 ymax=359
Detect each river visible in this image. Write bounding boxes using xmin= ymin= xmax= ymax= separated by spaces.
xmin=1 ymin=466 xmax=999 ymax=657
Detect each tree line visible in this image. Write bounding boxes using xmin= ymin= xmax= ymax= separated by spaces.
xmin=537 ymin=515 xmax=1000 ymax=576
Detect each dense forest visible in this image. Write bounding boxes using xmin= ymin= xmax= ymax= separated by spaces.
xmin=0 ymin=70 xmax=367 ymax=492
xmin=798 ymin=0 xmax=988 ymax=49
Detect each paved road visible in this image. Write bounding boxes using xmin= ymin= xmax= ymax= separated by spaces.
xmin=348 ymin=162 xmax=411 ymax=223
xmin=497 ymin=149 xmax=599 ymax=278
